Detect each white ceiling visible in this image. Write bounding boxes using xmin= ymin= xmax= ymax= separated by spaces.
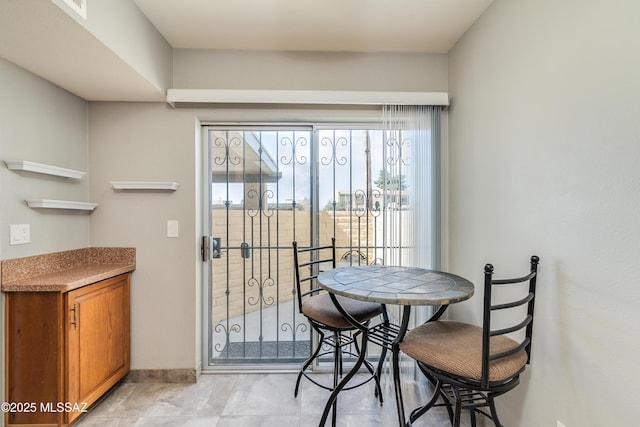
xmin=0 ymin=0 xmax=493 ymax=101
xmin=134 ymin=0 xmax=494 ymax=53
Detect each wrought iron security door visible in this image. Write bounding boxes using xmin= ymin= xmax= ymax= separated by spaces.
xmin=206 ymin=126 xmax=409 ymax=367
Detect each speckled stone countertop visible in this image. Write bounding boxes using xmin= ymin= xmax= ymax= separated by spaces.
xmin=1 ymin=247 xmax=135 ymax=293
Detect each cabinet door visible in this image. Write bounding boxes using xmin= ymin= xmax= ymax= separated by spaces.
xmin=66 ymin=274 xmax=130 ymax=423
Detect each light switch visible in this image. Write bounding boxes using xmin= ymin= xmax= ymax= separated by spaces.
xmin=10 ymin=224 xmax=31 ymax=245
xmin=167 ymin=220 xmax=179 ymax=238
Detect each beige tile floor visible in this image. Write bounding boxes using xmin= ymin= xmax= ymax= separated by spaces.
xmin=75 ymin=373 xmax=468 ymax=427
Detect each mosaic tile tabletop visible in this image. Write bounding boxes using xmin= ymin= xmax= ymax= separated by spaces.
xmin=318 ymin=265 xmax=474 ymax=306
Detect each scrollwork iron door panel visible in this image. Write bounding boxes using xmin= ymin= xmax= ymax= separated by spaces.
xmin=208 ymin=128 xmax=313 ymax=364
xmin=317 ymin=128 xmax=398 ymax=266
xmin=207 ymin=126 xmax=410 ymax=367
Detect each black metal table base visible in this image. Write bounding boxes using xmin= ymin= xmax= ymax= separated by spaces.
xmin=319 ymin=302 xmax=449 ymax=427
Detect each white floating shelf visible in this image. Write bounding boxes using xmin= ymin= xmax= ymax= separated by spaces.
xmin=25 ymin=199 xmax=98 ymax=211
xmin=110 ymin=181 xmax=180 ymax=191
xmin=5 ymin=160 xmax=85 ymax=179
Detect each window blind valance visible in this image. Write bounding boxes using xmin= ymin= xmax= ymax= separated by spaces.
xmin=166 ymin=89 xmax=449 ymax=107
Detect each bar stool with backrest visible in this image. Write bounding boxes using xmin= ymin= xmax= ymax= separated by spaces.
xmin=292 ymin=238 xmax=388 ymax=424
xmin=400 ymin=256 xmax=540 ymax=427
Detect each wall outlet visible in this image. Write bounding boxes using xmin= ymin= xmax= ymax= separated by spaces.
xmin=557 ymin=421 xmax=567 ymax=427
xmin=10 ymin=224 xmax=30 ymax=245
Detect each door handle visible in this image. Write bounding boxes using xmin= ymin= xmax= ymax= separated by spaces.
xmin=202 ymin=236 xmax=223 ymax=261
xmin=212 ymin=237 xmax=222 ymax=258
xmin=240 ymin=242 xmax=250 ymax=259
xmin=70 ymin=304 xmax=77 ymax=329
xmin=201 ymin=236 xmax=209 ymax=262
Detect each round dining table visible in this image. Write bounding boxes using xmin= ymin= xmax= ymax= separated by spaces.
xmin=317 ymin=264 xmax=475 ymax=427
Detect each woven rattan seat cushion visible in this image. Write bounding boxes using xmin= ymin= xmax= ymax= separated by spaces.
xmin=302 ymin=293 xmax=382 ymax=329
xmin=400 ymin=320 xmax=528 ymax=383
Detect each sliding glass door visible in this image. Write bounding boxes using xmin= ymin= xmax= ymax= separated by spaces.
xmin=205 ymin=127 xmax=313 ymax=365
xmin=203 ymin=117 xmax=439 ymax=368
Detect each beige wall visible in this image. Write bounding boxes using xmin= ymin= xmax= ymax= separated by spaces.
xmin=0 ymin=58 xmax=90 ymax=259
xmin=447 ymin=0 xmax=639 ymax=426
xmin=0 ymin=57 xmax=90 ymax=405
xmin=174 ymin=49 xmax=448 ymax=92
xmin=52 ymin=0 xmax=172 ymax=95
xmin=88 ymin=102 xmax=199 ymax=370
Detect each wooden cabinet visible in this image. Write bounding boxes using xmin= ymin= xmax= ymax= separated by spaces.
xmin=5 ymin=273 xmax=131 ymax=426
xmin=65 ymin=275 xmax=130 ymax=424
